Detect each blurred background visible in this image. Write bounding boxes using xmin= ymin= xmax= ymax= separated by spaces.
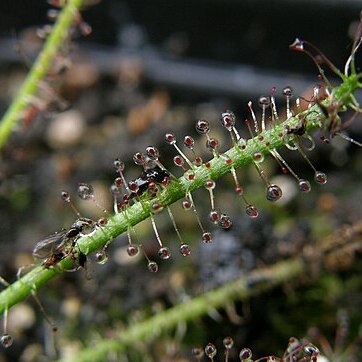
xmin=0 ymin=0 xmax=361 ymax=361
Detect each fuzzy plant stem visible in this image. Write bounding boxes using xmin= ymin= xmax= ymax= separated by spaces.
xmin=0 ymin=0 xmax=84 ymax=149
xmin=67 ymin=259 xmax=304 ymax=362
xmin=0 ymin=103 xmax=322 ymax=313
xmin=63 ymin=219 xmax=362 ymax=362
xmin=0 ymin=75 xmax=359 ymax=315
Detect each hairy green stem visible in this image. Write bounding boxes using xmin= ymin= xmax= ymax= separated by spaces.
xmin=0 ymin=71 xmax=360 ymax=319
xmin=63 ymin=219 xmax=362 ymax=362
xmin=65 ymin=258 xmax=305 ymax=362
xmin=0 ymin=0 xmax=84 ymax=149
xmin=0 ymin=101 xmax=323 ymax=314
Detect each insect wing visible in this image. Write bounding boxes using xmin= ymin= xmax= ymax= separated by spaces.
xmin=32 ymin=230 xmax=68 ymax=260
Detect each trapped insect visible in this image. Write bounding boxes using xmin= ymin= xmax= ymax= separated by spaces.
xmin=32 ymin=217 xmax=96 ymax=268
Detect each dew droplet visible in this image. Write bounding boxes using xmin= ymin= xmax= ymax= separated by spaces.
xmin=98 ymin=217 xmax=108 ymax=227
xmin=196 ymin=119 xmax=210 ymax=134
xmin=205 ymin=343 xmax=217 ymax=358
xmin=151 ymin=202 xmax=164 ymax=214
xmin=127 ymin=244 xmax=139 ymax=257
xmin=314 ymin=171 xmax=327 ymax=184
xmin=223 ymin=336 xmax=234 ymax=350
xmin=204 ymin=180 xmax=216 ymax=190
xmin=266 ymin=184 xmax=282 ymax=202
xmin=78 ymin=183 xmax=94 ymax=200
xmin=165 ymin=133 xmax=176 ymax=145
xmin=110 ymin=184 xmax=120 ymax=196
xmin=245 ymin=205 xmax=259 ymax=218
xmin=194 ymin=156 xmax=203 ymax=167
xmin=258 ymin=95 xmax=271 ymax=108
xmin=133 ymin=152 xmax=146 ymax=165
xmin=209 ymin=209 xmax=220 ymax=224
xmin=298 ymin=179 xmax=311 ymax=192
xmin=218 ymin=213 xmax=232 ymax=229
xmin=223 ymin=156 xmax=232 ymax=165
xmin=146 ymin=146 xmax=160 ymax=160
xmin=95 ymin=250 xmax=108 ymax=264
xmin=147 ymin=261 xmax=158 ymax=272
xmin=202 ymin=232 xmax=212 ymax=243
xmin=184 ymin=135 xmax=195 ymax=149
xmin=123 ymin=194 xmax=130 ymax=205
xmin=174 ymin=155 xmax=185 ymax=167
xmin=253 ymin=152 xmax=265 ymax=163
xmin=114 ymin=177 xmax=123 ymax=188
xmin=206 ymin=138 xmax=219 ymax=151
xmin=128 ymin=180 xmax=139 ymax=193
xmin=179 ymin=243 xmax=191 ymax=256
xmin=282 ymin=86 xmax=293 ymax=98
xmin=158 ymin=246 xmax=171 ymax=260
xmin=182 ymin=199 xmax=192 ymax=210
xmin=60 ymin=191 xmax=70 ymax=203
xmin=238 ymin=137 xmax=247 ymax=149
xmin=239 ymin=347 xmax=252 ymax=361
xmin=220 ymin=110 xmax=236 ymax=131
xmin=114 ymin=158 xmax=125 ymax=172
xmin=0 ymin=335 xmax=13 ymax=348
xmin=192 ymin=346 xmax=204 ymax=358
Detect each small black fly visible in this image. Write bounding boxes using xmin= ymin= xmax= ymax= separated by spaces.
xmin=33 ymin=217 xmax=95 ymax=268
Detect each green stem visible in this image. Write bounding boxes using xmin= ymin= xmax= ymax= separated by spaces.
xmin=0 ymin=0 xmax=84 ymax=149
xmin=65 ymin=258 xmax=305 ymax=362
xmin=0 ymin=74 xmax=359 ymax=318
xmin=63 ymin=219 xmax=362 ymax=362
xmin=0 ymin=102 xmax=321 ymax=314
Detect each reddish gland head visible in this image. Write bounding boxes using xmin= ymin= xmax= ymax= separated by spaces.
xmin=165 ymin=133 xmax=176 ymax=144
xmin=184 ymin=135 xmax=194 ymax=148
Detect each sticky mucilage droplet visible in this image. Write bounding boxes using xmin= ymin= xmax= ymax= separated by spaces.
xmin=95 ymin=249 xmax=108 ymax=264
xmin=158 ymin=247 xmax=171 ymax=260
xmin=205 ymin=343 xmax=217 ymax=358
xmin=78 ymin=182 xmax=94 ymax=200
xmin=314 ymin=171 xmax=327 ymax=184
xmin=266 ymin=184 xmax=282 ymax=202
xmin=0 ymin=335 xmax=13 ymax=348
xmin=147 ymin=261 xmax=158 ymax=273
xmin=179 ymin=243 xmax=191 ymax=256
xmin=127 ymin=244 xmax=139 ymax=257
xmin=239 ymin=347 xmax=252 ymax=361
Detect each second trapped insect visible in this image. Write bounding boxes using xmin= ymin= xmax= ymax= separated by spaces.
xmin=126 ymin=166 xmax=171 ymax=200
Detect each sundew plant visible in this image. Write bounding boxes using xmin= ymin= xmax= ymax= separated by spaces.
xmin=0 ymin=1 xmax=361 ymax=361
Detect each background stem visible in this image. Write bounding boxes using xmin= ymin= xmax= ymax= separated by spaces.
xmin=0 ymin=0 xmax=84 ymax=149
